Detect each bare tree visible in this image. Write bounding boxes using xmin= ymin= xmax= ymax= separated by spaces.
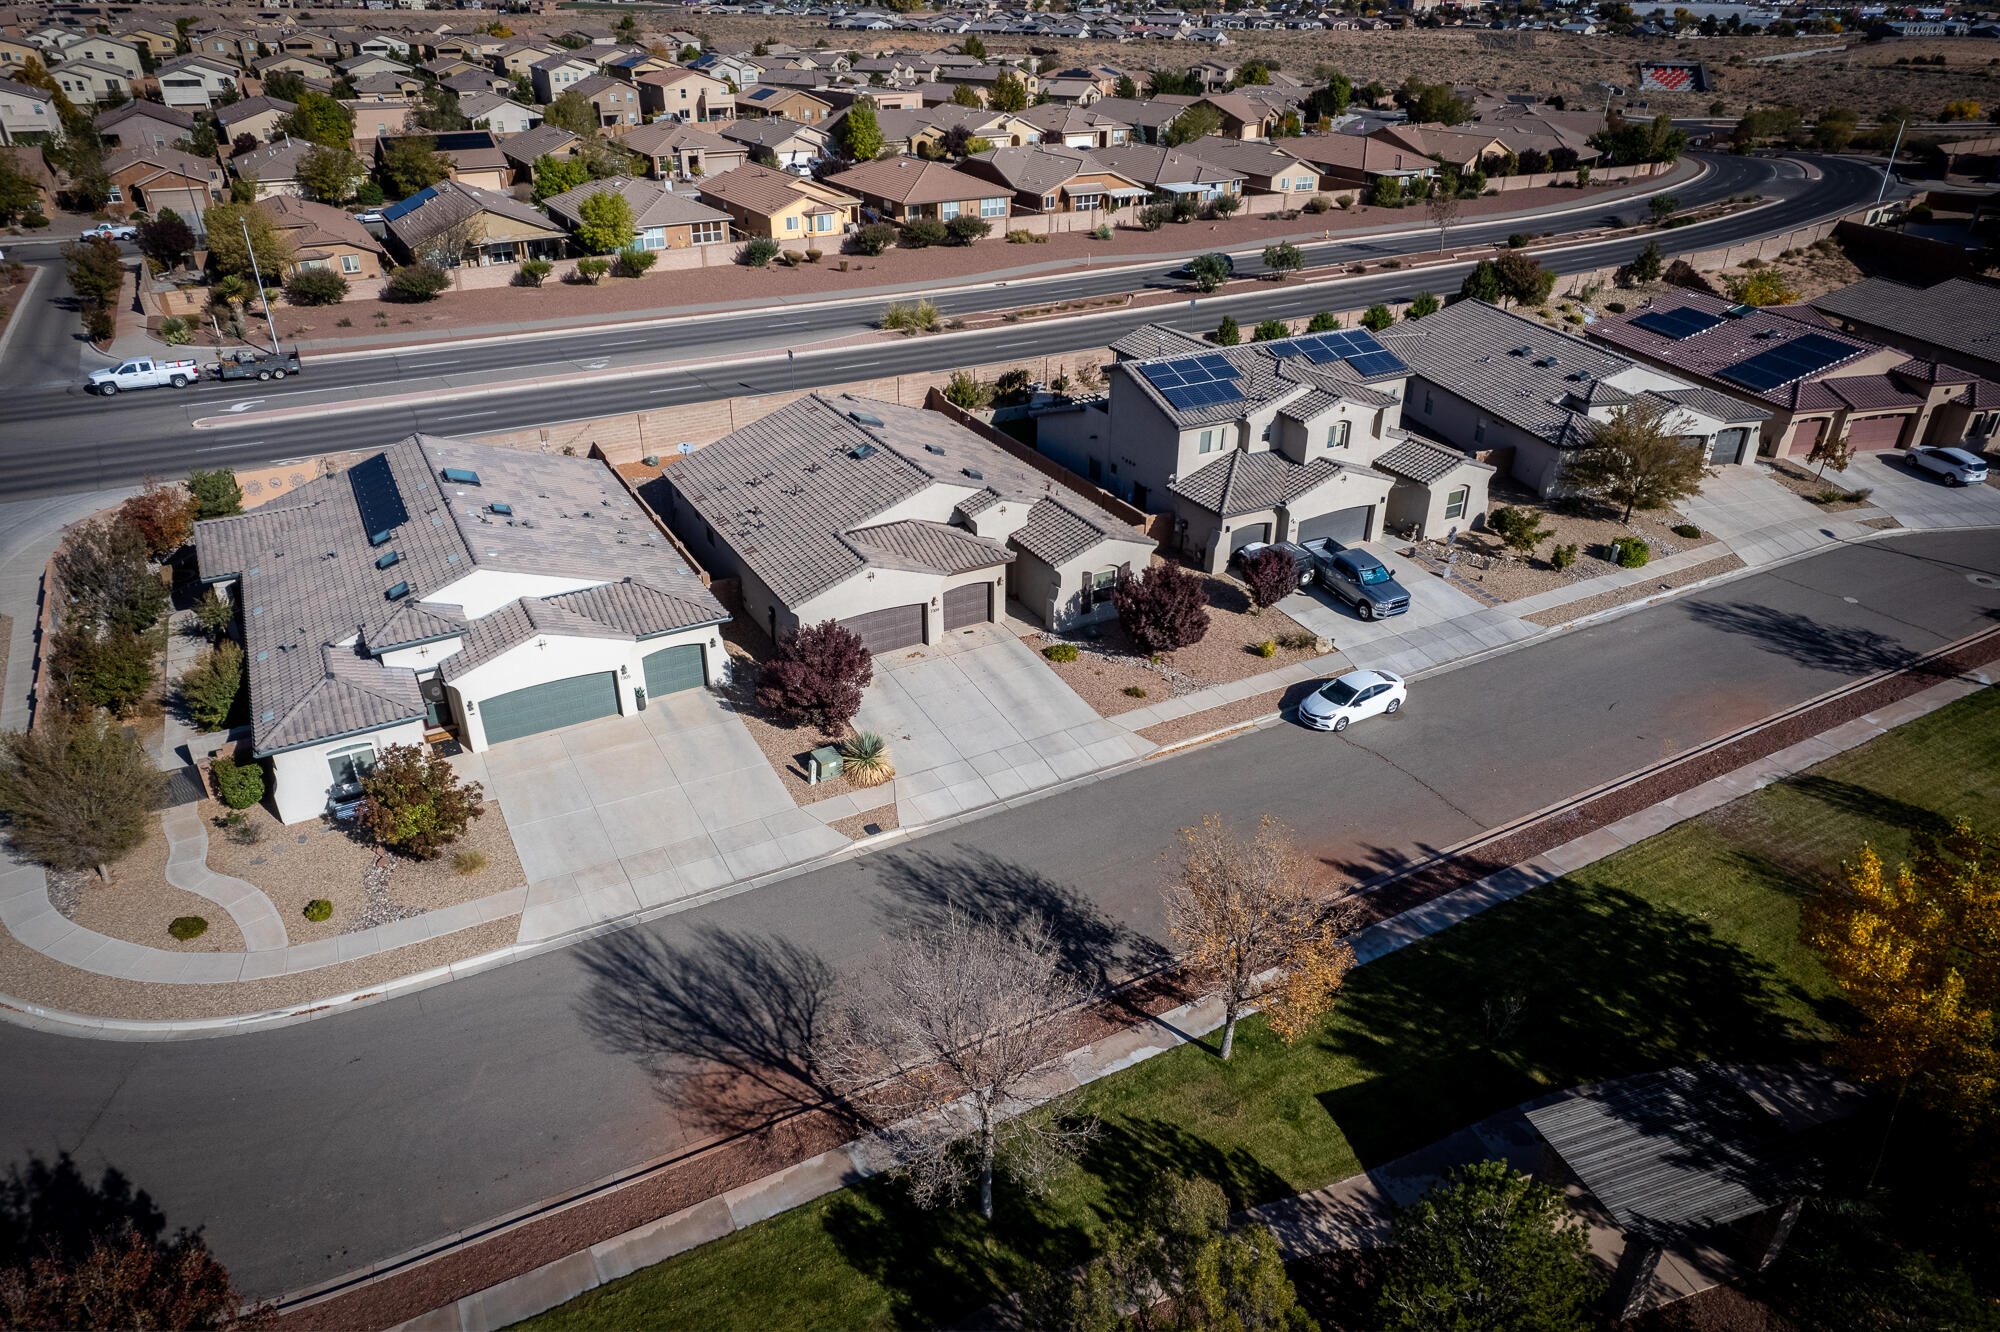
xmin=1806 ymin=428 xmax=1853 ymax=481
xmin=1560 ymin=398 xmax=1715 ymax=523
xmin=1165 ymin=814 xmax=1356 ymax=1061
xmin=1426 ymin=174 xmax=1462 ymax=253
xmin=843 ymin=910 xmax=1095 ymax=1220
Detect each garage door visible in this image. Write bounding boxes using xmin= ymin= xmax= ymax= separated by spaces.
xmin=942 ymin=582 xmax=992 ymax=631
xmin=1846 ymin=415 xmax=1905 ymax=451
xmin=1785 ymin=417 xmax=1825 ymax=457
xmin=1228 ymin=522 xmax=1272 ymax=553
xmin=1294 ymin=506 xmax=1372 ymax=545
xmin=642 ymin=643 xmax=705 ymax=698
xmin=1715 ymin=427 xmax=1750 ymax=465
xmin=840 ymin=603 xmax=926 ymax=654
xmin=478 ymin=672 xmax=620 ymax=746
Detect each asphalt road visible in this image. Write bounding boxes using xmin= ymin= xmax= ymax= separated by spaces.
xmin=2 ymin=526 xmax=1994 ymax=1298
xmin=3 ymin=152 xmax=1885 ymax=499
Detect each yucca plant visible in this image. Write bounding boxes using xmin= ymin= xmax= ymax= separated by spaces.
xmin=839 ymin=730 xmax=895 ymax=788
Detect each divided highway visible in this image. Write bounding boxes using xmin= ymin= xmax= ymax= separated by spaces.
xmin=4 ymin=152 xmax=1883 ymax=500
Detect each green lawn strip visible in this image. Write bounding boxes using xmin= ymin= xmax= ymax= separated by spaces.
xmin=516 ymin=686 xmax=1998 ymax=1332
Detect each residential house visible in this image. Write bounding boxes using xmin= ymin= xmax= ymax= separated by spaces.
xmin=1188 ymin=58 xmax=1237 ymax=91
xmin=0 ymin=76 xmax=59 ymax=143
xmin=0 ymin=143 xmax=54 ymax=213
xmin=376 ymin=130 xmax=512 ymax=193
xmin=1290 ymin=133 xmax=1434 ymax=191
xmin=716 ymin=117 xmax=830 ymax=171
xmin=495 ymin=123 xmax=579 ymax=185
xmin=106 ymin=143 xmax=226 ymax=217
xmin=542 ymin=175 xmax=732 ymax=250
xmin=1017 ymin=102 xmax=1130 ymax=149
xmin=95 ymin=98 xmax=195 ymax=151
xmin=443 ymin=69 xmax=515 ymax=99
xmin=59 ymin=34 xmax=143 ymax=79
xmin=934 ymin=64 xmax=1041 ymax=101
xmin=529 ymin=51 xmax=596 ymax=103
xmin=347 ymin=99 xmax=419 ymax=148
xmin=459 ymin=89 xmax=539 ymax=135
xmin=230 ymin=136 xmax=323 ymax=199
xmin=51 ymin=62 xmax=134 ymax=106
xmin=259 ymin=193 xmax=388 ymax=280
xmin=1811 ymin=277 xmax=2000 ymax=386
xmin=656 ymin=393 xmax=1153 ymax=645
xmin=381 ymin=179 xmax=567 ymax=266
xmin=1183 ymin=137 xmax=1319 ymax=197
xmin=1589 ymin=292 xmax=1999 ymax=459
xmin=960 ymin=143 xmax=1151 ymax=214
xmin=1378 ymin=298 xmax=1772 ymax=496
xmin=620 ymin=119 xmax=746 ymax=180
xmin=0 ymin=37 xmax=40 ymax=75
xmin=155 ymin=54 xmax=242 ymax=109
xmin=217 ymin=94 xmax=298 ymax=146
xmin=254 ymin=52 xmax=338 ymax=85
xmin=601 ymin=49 xmax=677 ymax=83
xmin=1039 ymin=323 xmax=1478 ymax=567
xmin=194 ymin=435 xmax=729 ymax=823
xmin=119 ymin=26 xmax=181 ymax=60
xmin=636 ymin=66 xmax=734 ymax=123
xmin=736 ymin=83 xmax=831 ymax=125
xmin=493 ymin=39 xmax=563 ymax=79
xmin=1192 ymin=92 xmax=1277 ymax=140
xmin=1086 ymin=143 xmax=1243 ymax=202
xmin=339 ymin=53 xmax=408 ymax=81
xmin=568 ymin=73 xmax=643 ymax=131
xmin=1086 ymin=94 xmax=1197 ymax=145
xmin=823 ymin=154 xmax=1010 ymax=225
xmin=697 ymin=161 xmax=858 ymax=242
xmin=691 ymin=51 xmax=763 ymax=88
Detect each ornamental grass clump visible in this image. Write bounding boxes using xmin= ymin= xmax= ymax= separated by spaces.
xmin=838 ymin=731 xmax=895 ymax=787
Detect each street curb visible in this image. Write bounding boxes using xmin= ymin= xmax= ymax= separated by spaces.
xmin=0 ymin=263 xmax=46 ymax=372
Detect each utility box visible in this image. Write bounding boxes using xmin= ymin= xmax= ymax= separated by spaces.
xmin=808 ymin=746 xmax=842 ymax=785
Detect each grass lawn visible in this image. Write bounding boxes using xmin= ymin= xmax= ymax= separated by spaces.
xmin=518 ymin=686 xmax=2000 ymax=1332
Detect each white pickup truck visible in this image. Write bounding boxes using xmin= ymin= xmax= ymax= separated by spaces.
xmin=87 ymin=357 xmax=202 ymax=396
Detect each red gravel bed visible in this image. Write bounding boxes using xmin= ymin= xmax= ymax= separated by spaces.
xmin=274 ymin=627 xmax=1999 ymax=1331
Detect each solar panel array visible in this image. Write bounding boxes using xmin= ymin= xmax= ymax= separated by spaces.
xmin=1630 ymin=306 xmax=1726 ymax=341
xmin=1263 ymin=328 xmax=1411 ymax=379
xmin=1139 ymin=354 xmax=1247 ymax=411
xmin=348 ymin=452 xmax=409 ymax=545
xmin=1717 ymin=332 xmax=1862 ymax=393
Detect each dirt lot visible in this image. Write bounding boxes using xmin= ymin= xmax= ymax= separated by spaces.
xmin=1417 ymin=483 xmax=1720 ymax=603
xmin=1033 ymin=567 xmax=1321 ymax=718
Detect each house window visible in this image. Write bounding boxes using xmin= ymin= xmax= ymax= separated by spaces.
xmin=1198 ymin=428 xmax=1217 ymax=453
xmin=1089 ymin=567 xmax=1118 ymax=605
xmin=1327 ymin=420 xmax=1350 ymax=449
xmin=1260 ymin=421 xmax=1272 ymax=443
xmin=1444 ymin=487 xmax=1469 ymax=520
xmin=106 ymin=184 xmax=122 ymax=203
xmin=906 ymin=203 xmax=921 ymax=219
xmin=785 ymin=215 xmax=799 ymax=231
xmin=690 ymin=220 xmax=724 ymax=245
xmin=1074 ymin=192 xmax=1100 ymax=209
xmin=326 ymin=743 xmax=377 ymax=792
xmin=1043 ymin=193 xmax=1057 ymax=209
xmin=980 ymin=196 xmax=1005 ymax=217
xmin=940 ymin=200 xmax=960 ymax=220
xmin=299 ymin=258 xmax=329 ymax=271
xmin=642 ymin=226 xmax=666 ymax=250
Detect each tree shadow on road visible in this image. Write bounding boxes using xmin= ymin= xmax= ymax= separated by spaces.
xmin=0 ymin=1154 xmax=167 ymax=1268
xmin=573 ymin=924 xmax=866 ymax=1139
xmin=1684 ymin=601 xmax=1923 ymax=678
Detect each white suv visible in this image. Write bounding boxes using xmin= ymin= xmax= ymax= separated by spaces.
xmin=1908 ymin=445 xmax=1989 ymax=487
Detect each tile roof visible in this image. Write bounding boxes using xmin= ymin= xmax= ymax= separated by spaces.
xmin=718 ymin=117 xmax=828 ymax=150
xmin=258 ymin=194 xmax=386 ymax=258
xmin=698 ymin=162 xmax=856 ymax=217
xmin=824 ymin=154 xmax=1004 ymax=205
xmin=621 ymin=119 xmax=740 ymax=159
xmin=1586 ymin=291 xmax=1899 ymax=407
xmin=1170 ymin=449 xmax=1349 ymax=518
xmin=1085 ymin=142 xmax=1243 ymax=189
xmin=383 ymin=179 xmax=562 ymax=252
xmin=845 ymin=519 xmax=1013 ymax=575
xmin=1650 ymin=385 xmax=1772 ymax=424
xmin=217 ymin=93 xmax=296 ymax=126
xmin=540 ymin=175 xmax=731 ymax=231
xmin=964 ymin=143 xmax=1142 ymax=197
xmin=496 ymin=122 xmax=579 ymax=168
xmin=1110 ymin=323 xmax=1212 ymax=361
xmin=1811 ymin=277 xmax=2000 ymax=372
xmin=1011 ymin=496 xmax=1144 ymax=567
xmin=1372 ymin=435 xmax=1493 ymax=485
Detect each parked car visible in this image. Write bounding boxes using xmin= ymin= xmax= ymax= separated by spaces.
xmin=210 ymin=347 xmax=302 ymax=381
xmin=81 ymin=223 xmax=138 ymax=241
xmin=1907 ymin=445 xmax=1989 ymax=487
xmin=86 ymin=356 xmax=201 ymax=396
xmin=1303 ymin=540 xmax=1411 ymax=620
xmin=1235 ymin=539 xmax=1315 ymax=588
xmin=1299 ymin=668 xmax=1406 ymax=732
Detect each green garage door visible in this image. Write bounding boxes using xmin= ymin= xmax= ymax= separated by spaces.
xmin=478 ymin=672 xmax=620 ymax=746
xmin=642 ymin=643 xmax=706 ymax=697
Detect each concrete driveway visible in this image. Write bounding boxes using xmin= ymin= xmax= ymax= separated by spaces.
xmin=465 ymin=690 xmax=845 ymax=942
xmin=1850 ymin=448 xmax=2000 ymax=530
xmin=851 ymin=622 xmax=1154 ymax=827
xmin=1279 ymin=543 xmax=1533 ymax=675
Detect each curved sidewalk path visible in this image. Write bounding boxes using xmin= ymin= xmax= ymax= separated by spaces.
xmin=159 ymin=806 xmax=289 ymax=952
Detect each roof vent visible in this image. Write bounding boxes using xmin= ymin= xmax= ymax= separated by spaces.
xmin=441 ymin=467 xmax=481 ymax=486
xmin=848 ymin=410 xmax=885 ymax=428
xmin=850 ymin=443 xmax=878 ymax=459
xmin=925 ymin=444 xmax=946 ymax=455
xmin=385 ymin=581 xmax=410 ymax=600
xmin=1511 ymin=345 xmax=1533 ymax=357
xmin=1535 ymin=356 xmax=1558 ymax=368
xmin=376 ymin=550 xmax=400 ymax=570
xmin=490 ymin=502 xmax=513 ymax=516
xmin=368 ymin=527 xmax=393 ymax=547
xmin=962 ymin=467 xmax=984 ymax=480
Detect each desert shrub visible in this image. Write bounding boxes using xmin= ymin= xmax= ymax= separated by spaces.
xmin=178 ymin=641 xmax=243 ymax=733
xmin=1241 ymin=547 xmax=1297 ymax=610
xmin=740 ymin=237 xmax=781 ymax=266
xmin=945 ymin=215 xmax=991 ymax=245
xmin=1252 ymin=318 xmax=1290 ymax=342
xmin=1043 ymin=642 xmax=1079 ymax=663
xmin=1006 ymin=228 xmax=1034 ymax=244
xmin=899 ymin=218 xmax=948 ymax=248
xmin=211 ymin=755 xmax=265 ymax=810
xmin=1278 ymin=631 xmax=1319 ymax=650
xmin=837 ymin=730 xmax=895 ymax=787
xmin=880 ymin=299 xmax=941 ymax=333
xmin=616 ymin=247 xmax=658 ymax=278
xmin=573 ymin=256 xmax=610 ymax=284
xmin=168 ymin=916 xmax=208 ymax=941
xmin=356 ymin=743 xmax=485 ymax=860
xmin=284 ymin=268 xmax=348 ymax=306
xmin=188 ymin=468 xmax=243 ymax=519
xmin=1112 ymin=562 xmax=1210 ymax=653
xmin=1304 ymin=195 xmax=1331 ymax=213
xmin=1608 ymin=536 xmax=1651 ymax=568
xmin=452 ymin=850 xmax=486 ymax=876
xmin=1487 ymin=505 xmax=1553 ymax=556
xmin=1550 ymin=543 xmax=1579 ymax=571
xmin=159 ymin=315 xmax=193 ymax=345
xmin=851 ymin=223 xmax=897 ymax=255
xmin=1123 ymin=685 xmax=1148 ymax=698
xmin=757 ymin=620 xmax=874 ymax=734
xmin=1671 ymin=523 xmax=1701 ymax=539
xmin=1508 ymin=232 xmax=1531 ymax=248
xmin=517 ymin=258 xmax=553 ymax=287
xmin=386 ymin=263 xmax=450 ymax=301
xmin=943 ymin=369 xmax=992 ymax=410
xmin=1605 ymin=301 xmax=1626 ymax=313
xmin=1092 ymin=223 xmax=1112 ymax=240
xmin=1137 ymin=202 xmax=1173 ymax=231
xmin=303 ymin=898 xmax=333 ymax=922
xmin=1255 ymin=639 xmax=1277 ymax=658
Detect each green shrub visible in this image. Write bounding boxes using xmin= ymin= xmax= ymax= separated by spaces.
xmin=1277 ymin=631 xmax=1319 ymax=650
xmin=386 ymin=263 xmax=450 ymax=301
xmin=284 ymin=268 xmax=349 ymax=306
xmin=850 ymin=223 xmax=897 ymax=256
xmin=880 ymin=299 xmax=941 ymax=333
xmin=1508 ymin=232 xmax=1531 ymax=248
xmin=452 ymin=850 xmax=486 ymax=876
xmin=188 ymin=468 xmax=242 ymax=519
xmin=211 ymin=755 xmax=265 ymax=810
xmin=158 ymin=315 xmax=193 ymax=345
xmin=1671 ymin=523 xmax=1702 ymax=539
xmin=303 ymin=898 xmax=333 ymax=922
xmin=837 ymin=730 xmax=895 ymax=787
xmin=1255 ymin=639 xmax=1277 ymax=658
xmin=1608 ymin=536 xmax=1651 ymax=568
xmin=1043 ymin=642 xmax=1079 ymax=663
xmin=517 ymin=258 xmax=553 ymax=287
xmin=1605 ymin=301 xmax=1626 ymax=313
xmin=1006 ymin=228 xmax=1034 ymax=244
xmin=1304 ymin=195 xmax=1332 ymax=213
xmin=1123 ymin=685 xmax=1148 ymax=698
xmin=168 ymin=916 xmax=207 ymax=941
xmin=899 ymin=218 xmax=948 ymax=248
xmin=573 ymin=256 xmax=610 ymax=284
xmin=945 ymin=216 xmax=991 ymax=245
xmin=84 ymin=306 xmax=114 ymax=344
xmin=1550 ymin=543 xmax=1579 ymax=571
xmin=1092 ymin=223 xmax=1112 ymax=240
xmin=178 ymin=640 xmax=243 ymax=733
xmin=617 ymin=247 xmax=658 ymax=278
xmin=356 ymin=743 xmax=484 ymax=860
xmin=740 ymin=237 xmax=781 ymax=267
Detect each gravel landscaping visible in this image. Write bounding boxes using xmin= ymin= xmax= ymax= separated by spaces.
xmin=1763 ymin=458 xmax=1877 ymax=512
xmin=200 ymin=796 xmax=523 ymax=943
xmin=713 ymin=619 xmax=875 ymax=807
xmin=1524 ymin=553 xmax=1748 ymax=628
xmin=1034 ymin=569 xmax=1320 ymax=718
xmin=1138 ymin=684 xmax=1297 ymax=750
xmin=1416 ymin=487 xmax=1720 ymax=604
xmin=830 ymin=805 xmax=898 ymax=842
xmin=56 ymin=818 xmax=247 ymax=953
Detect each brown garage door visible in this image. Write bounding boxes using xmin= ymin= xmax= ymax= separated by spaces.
xmin=942 ymin=582 xmax=992 ymax=631
xmin=1785 ymin=417 xmax=1826 ymax=457
xmin=840 ymin=603 xmax=925 ymax=654
xmin=1846 ymin=415 xmax=1905 ymax=451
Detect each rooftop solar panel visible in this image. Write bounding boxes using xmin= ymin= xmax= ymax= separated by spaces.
xmin=349 ymin=452 xmax=409 ymax=545
xmin=1717 ymin=331 xmax=1861 ymax=393
xmin=1631 ymin=307 xmax=1726 ymax=341
xmin=1347 ymin=350 xmax=1410 ymax=378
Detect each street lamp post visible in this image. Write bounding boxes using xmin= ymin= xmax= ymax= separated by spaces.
xmin=240 ymin=215 xmax=281 ymax=353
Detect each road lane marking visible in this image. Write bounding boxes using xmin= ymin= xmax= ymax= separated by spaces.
xmin=226 ymin=399 xmax=266 ymax=413
xmin=197 ymin=441 xmax=262 ymax=451
xmin=599 ymin=339 xmax=647 ymax=347
xmin=433 ymin=410 xmax=498 ymax=421
xmin=407 ymin=358 xmax=461 ymax=367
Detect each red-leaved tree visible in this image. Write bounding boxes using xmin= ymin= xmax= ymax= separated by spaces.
xmin=1241 ymin=548 xmax=1298 ymax=611
xmin=756 ymin=620 xmax=874 ymax=734
xmin=0 ymin=1228 xmax=271 ymax=1331
xmin=1113 ymin=562 xmax=1211 ymax=653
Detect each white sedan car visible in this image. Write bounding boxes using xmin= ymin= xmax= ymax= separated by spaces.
xmin=1907 ymin=445 xmax=1989 ymax=487
xmin=1299 ymin=668 xmax=1406 ymax=732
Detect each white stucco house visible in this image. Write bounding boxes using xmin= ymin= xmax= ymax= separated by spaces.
xmin=195 ymin=436 xmax=730 ymax=824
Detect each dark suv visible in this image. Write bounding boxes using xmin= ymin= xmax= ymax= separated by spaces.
xmin=1303 ymin=540 xmax=1410 ymax=620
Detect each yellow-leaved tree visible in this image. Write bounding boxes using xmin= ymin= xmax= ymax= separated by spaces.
xmin=1165 ymin=814 xmax=1356 ymax=1059
xmin=1800 ymin=820 xmax=2000 ymax=1181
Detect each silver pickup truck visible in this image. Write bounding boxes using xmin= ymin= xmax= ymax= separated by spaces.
xmin=1301 ymin=539 xmax=1411 ymax=621
xmin=87 ymin=356 xmax=202 ymax=396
